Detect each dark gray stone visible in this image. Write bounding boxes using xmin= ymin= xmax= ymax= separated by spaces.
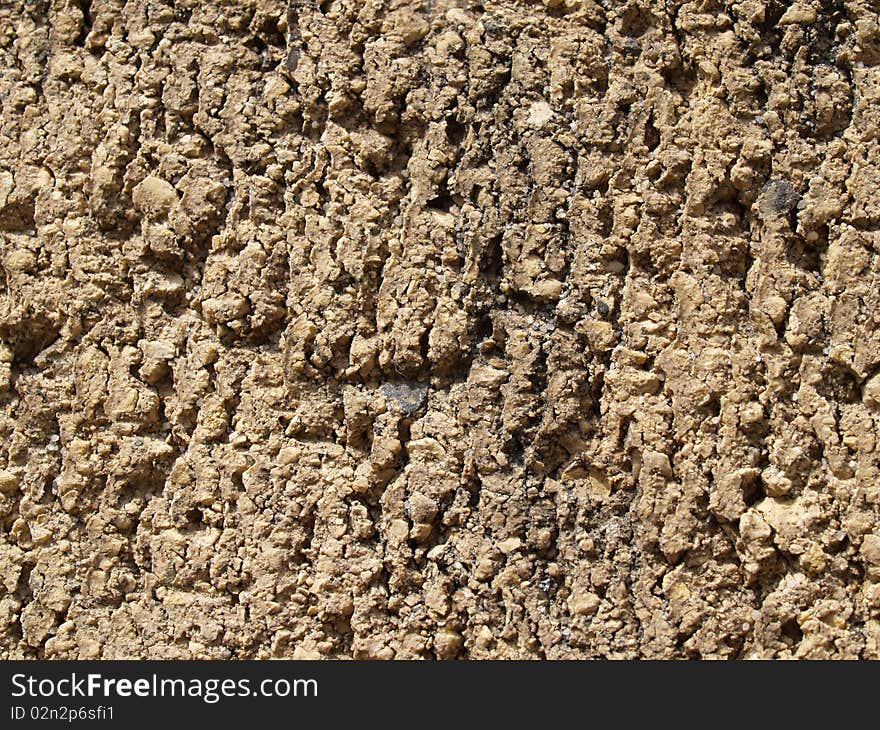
xmin=761 ymin=179 xmax=801 ymax=215
xmin=380 ymin=381 xmax=429 ymax=414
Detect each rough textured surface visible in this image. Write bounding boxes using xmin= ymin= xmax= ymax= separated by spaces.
xmin=1 ymin=0 xmax=880 ymax=659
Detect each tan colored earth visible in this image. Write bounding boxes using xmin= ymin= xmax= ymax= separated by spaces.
xmin=1 ymin=0 xmax=880 ymax=659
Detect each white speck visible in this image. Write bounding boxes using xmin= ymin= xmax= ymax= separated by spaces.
xmin=527 ymin=100 xmax=554 ymax=128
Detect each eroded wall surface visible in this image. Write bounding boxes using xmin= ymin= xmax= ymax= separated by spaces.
xmin=1 ymin=0 xmax=880 ymax=658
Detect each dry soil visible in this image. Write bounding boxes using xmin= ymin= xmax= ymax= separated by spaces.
xmin=1 ymin=0 xmax=880 ymax=659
